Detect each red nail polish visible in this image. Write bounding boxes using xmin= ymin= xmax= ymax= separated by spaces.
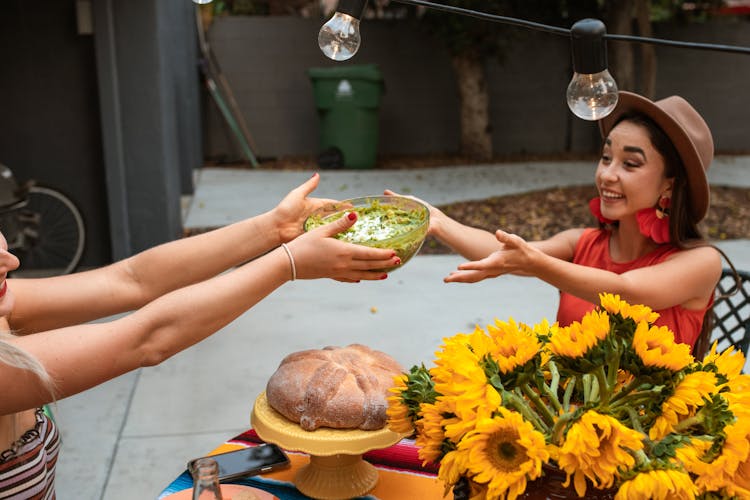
xmin=380 ymin=273 xmax=388 ymax=280
xmin=390 ymin=251 xmax=397 ymax=258
xmin=394 ymin=258 xmax=402 ymax=265
xmin=347 ymin=212 xmax=357 ymax=221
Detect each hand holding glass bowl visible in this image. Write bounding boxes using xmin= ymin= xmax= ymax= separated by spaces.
xmin=304 ymin=195 xmax=429 ymax=273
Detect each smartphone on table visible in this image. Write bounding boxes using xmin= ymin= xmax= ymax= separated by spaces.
xmin=187 ymin=443 xmax=290 ymax=481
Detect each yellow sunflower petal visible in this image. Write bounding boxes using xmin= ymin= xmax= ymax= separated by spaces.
xmin=557 ymin=410 xmax=644 ymax=495
xmin=632 ymin=321 xmax=693 ymax=371
xmin=459 ymin=409 xmax=549 ymax=500
xmin=649 ymin=371 xmax=718 ymax=440
xmin=614 ymin=468 xmax=697 ymax=500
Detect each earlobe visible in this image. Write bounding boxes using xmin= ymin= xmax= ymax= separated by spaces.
xmin=662 ymin=178 xmax=675 ymax=198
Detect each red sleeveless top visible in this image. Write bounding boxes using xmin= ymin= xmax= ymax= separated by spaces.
xmin=557 ymin=228 xmax=710 ymax=348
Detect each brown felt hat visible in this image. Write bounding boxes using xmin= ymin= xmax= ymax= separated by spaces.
xmin=598 ymin=91 xmax=713 ymax=223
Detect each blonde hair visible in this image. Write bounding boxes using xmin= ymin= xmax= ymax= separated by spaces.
xmin=1 ymin=333 xmax=59 ymax=449
xmin=0 ymin=333 xmax=57 ymax=399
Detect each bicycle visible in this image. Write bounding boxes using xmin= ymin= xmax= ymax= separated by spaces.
xmin=0 ymin=163 xmax=86 ymax=277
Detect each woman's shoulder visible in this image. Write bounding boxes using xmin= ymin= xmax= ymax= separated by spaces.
xmin=668 ymin=242 xmax=723 ymax=260
xmin=664 ymin=242 xmax=724 ymax=276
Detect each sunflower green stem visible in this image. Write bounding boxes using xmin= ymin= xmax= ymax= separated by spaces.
xmin=609 ymin=378 xmax=642 ymax=404
xmin=610 ymin=392 xmax=657 ymax=411
xmin=550 ymin=411 xmax=577 ymax=445
xmin=605 ymin=354 xmax=620 ymax=393
xmin=521 ymin=383 xmax=556 ymax=427
xmin=594 ymin=366 xmax=612 ymax=405
xmin=503 ymin=390 xmax=549 ymax=434
xmin=563 ymin=375 xmax=576 ymax=412
xmin=625 ymin=406 xmax=645 ymax=434
xmin=540 ymin=381 xmax=563 ymax=414
xmin=549 ymin=361 xmax=561 ymax=396
xmin=673 ymin=414 xmax=705 ymax=433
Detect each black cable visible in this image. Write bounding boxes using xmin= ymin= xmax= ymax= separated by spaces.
xmin=391 ymin=0 xmax=570 ymax=36
xmin=606 ymin=33 xmax=750 ymax=55
xmin=391 ymin=0 xmax=750 ymax=55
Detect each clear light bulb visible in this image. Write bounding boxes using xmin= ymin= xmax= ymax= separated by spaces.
xmin=318 ymin=12 xmax=361 ymax=61
xmin=566 ymin=69 xmax=618 ymax=120
xmin=192 ymin=0 xmax=213 ymax=4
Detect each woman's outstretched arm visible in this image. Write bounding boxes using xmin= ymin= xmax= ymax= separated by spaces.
xmin=0 ymin=212 xmax=397 ymax=415
xmin=7 ymin=174 xmax=342 ymax=333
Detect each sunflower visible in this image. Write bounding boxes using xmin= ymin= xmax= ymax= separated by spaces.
xmin=557 ymin=410 xmax=644 ymax=497
xmin=440 ymin=387 xmax=502 ymax=444
xmin=723 ymin=375 xmax=750 ymax=419
xmin=687 ymin=417 xmax=750 ymax=496
xmin=414 ymin=402 xmax=448 ymax=465
xmin=486 ymin=318 xmax=541 ymax=374
xmin=599 ymin=293 xmax=660 ymax=324
xmin=431 ymin=360 xmax=497 ymax=424
xmin=438 ymin=448 xmax=471 ymax=487
xmin=386 ymin=374 xmax=414 ymax=434
xmin=459 ymin=409 xmax=548 ymax=500
xmin=702 ymin=341 xmax=746 ymax=380
xmin=614 ymin=468 xmax=697 ymax=500
xmin=432 ymin=328 xmax=493 ymax=396
xmin=435 ymin=326 xmax=495 ymax=371
xmin=673 ymin=437 xmax=713 ymax=473
xmin=649 ymin=371 xmax=718 ymax=440
xmin=386 ymin=293 xmax=750 ymax=499
xmin=548 ymin=309 xmax=610 ymax=359
xmin=632 ymin=321 xmax=693 ymax=371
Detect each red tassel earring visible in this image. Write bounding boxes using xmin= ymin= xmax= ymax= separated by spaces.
xmin=637 ymin=196 xmax=671 ymax=244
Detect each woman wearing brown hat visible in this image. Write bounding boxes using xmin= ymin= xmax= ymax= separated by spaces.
xmin=393 ymin=91 xmax=725 ymax=350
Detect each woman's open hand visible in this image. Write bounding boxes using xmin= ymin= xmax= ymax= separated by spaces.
xmin=383 ymin=189 xmax=444 ymax=237
xmin=272 ymin=173 xmax=341 ymax=243
xmin=444 ymin=230 xmax=538 ymax=283
xmin=286 ymin=211 xmax=399 ymax=282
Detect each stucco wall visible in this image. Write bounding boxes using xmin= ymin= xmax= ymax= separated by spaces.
xmin=204 ymin=16 xmax=750 ymax=161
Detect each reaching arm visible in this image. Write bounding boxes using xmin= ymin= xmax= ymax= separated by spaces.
xmin=445 ymin=229 xmax=722 ymax=311
xmin=384 ymin=189 xmax=505 ymax=260
xmin=7 ymin=174 xmax=342 ymax=333
xmin=383 ymin=189 xmax=582 ymax=263
xmin=0 ymin=213 xmax=398 ymax=414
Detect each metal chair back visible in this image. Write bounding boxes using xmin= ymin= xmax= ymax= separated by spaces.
xmin=699 ymin=268 xmax=750 ymax=360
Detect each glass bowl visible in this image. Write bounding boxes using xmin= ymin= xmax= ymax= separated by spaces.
xmin=303 ymin=195 xmax=429 ymax=273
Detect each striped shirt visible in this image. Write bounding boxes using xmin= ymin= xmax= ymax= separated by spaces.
xmin=0 ymin=409 xmax=60 ymax=499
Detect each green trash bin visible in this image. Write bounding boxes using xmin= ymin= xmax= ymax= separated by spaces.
xmin=308 ymin=64 xmax=384 ymax=169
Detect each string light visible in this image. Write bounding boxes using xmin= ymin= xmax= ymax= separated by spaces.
xmin=319 ymin=0 xmax=750 ymax=119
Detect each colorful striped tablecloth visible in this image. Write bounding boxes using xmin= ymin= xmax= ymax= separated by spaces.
xmin=157 ymin=429 xmax=445 ymax=500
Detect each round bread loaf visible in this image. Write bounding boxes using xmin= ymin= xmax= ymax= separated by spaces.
xmin=265 ymin=344 xmax=403 ymax=431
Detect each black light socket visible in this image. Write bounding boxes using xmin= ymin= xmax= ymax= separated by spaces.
xmin=571 ymin=18 xmax=608 ymax=74
xmin=336 ymin=0 xmax=368 ymax=19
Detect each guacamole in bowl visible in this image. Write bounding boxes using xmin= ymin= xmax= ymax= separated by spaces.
xmin=303 ymin=195 xmax=429 ymax=272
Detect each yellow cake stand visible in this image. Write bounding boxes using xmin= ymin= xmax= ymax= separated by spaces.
xmin=251 ymin=391 xmax=406 ymax=500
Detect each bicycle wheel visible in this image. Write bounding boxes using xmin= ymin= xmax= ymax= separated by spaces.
xmin=12 ymin=186 xmax=86 ymax=277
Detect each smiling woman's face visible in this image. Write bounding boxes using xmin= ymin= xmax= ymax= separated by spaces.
xmin=0 ymin=231 xmax=20 ymax=318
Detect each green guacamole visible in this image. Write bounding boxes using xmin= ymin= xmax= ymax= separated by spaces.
xmin=304 ymin=198 xmax=429 ymax=271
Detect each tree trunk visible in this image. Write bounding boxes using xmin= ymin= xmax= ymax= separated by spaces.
xmin=449 ymin=53 xmax=492 ymax=161
xmin=635 ymin=0 xmax=657 ymax=98
xmin=604 ymin=0 xmax=636 ymax=92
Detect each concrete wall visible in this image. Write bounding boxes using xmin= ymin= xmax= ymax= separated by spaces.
xmin=0 ymin=0 xmax=203 ymax=266
xmin=205 ymin=16 xmax=750 ymax=161
xmin=0 ymin=0 xmax=110 ymax=266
